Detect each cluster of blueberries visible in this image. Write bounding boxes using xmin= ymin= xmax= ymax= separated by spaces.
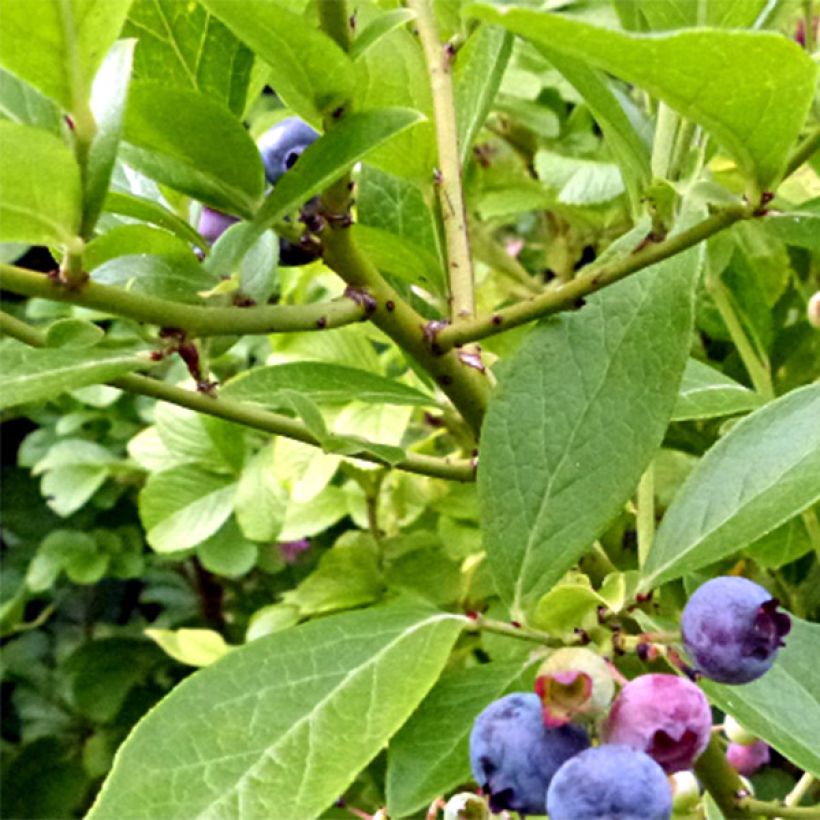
xmin=198 ymin=116 xmax=319 ymax=264
xmin=467 ymin=576 xmax=791 ymax=819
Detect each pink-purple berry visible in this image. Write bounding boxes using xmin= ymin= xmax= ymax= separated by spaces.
xmin=602 ymin=674 xmax=712 ymax=773
xmin=727 ymin=741 xmax=770 ymax=775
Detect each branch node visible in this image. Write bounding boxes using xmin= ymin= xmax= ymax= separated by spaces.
xmin=344 ymin=285 xmax=377 ymax=316
xmin=457 ymin=347 xmax=486 ymax=374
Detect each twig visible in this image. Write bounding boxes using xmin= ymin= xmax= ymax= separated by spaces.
xmin=434 ymin=202 xmax=755 ymax=351
xmin=409 ymin=0 xmax=475 ymax=322
xmin=0 ymin=310 xmax=477 ymax=483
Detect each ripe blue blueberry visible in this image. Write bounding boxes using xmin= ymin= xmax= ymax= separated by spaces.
xmin=257 ymin=116 xmax=319 ymax=185
xmin=682 ymin=576 xmax=791 ymax=684
xmin=469 ymin=692 xmax=589 ymax=815
xmin=602 ymin=674 xmax=711 ymax=773
xmin=546 ymin=744 xmax=673 ymax=820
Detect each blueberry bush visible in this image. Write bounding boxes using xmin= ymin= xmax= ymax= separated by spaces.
xmin=1 ymin=1 xmax=819 ymax=818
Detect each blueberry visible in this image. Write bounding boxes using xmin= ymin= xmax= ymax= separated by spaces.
xmin=198 ymin=206 xmax=237 ymax=244
xmin=602 ymin=674 xmax=711 ymax=773
xmin=727 ymin=740 xmax=770 ymax=775
xmin=257 ymin=116 xmax=319 ymax=185
xmin=682 ymin=576 xmax=791 ymax=684
xmin=469 ymin=692 xmax=590 ymax=815
xmin=546 ymin=744 xmax=672 ymax=820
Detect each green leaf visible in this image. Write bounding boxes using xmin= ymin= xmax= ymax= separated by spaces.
xmin=0 ymin=121 xmax=81 ymax=245
xmin=44 ymin=318 xmax=105 ymax=349
xmin=351 ymin=22 xmax=435 ymax=182
xmin=278 ymin=486 xmax=348 ymax=541
xmin=200 ymin=0 xmax=354 ymax=123
xmin=478 ymin=241 xmax=700 ymax=615
xmin=350 ymin=8 xmax=416 ymax=61
xmin=672 ymin=358 xmax=765 ymax=421
xmin=123 ymin=0 xmax=253 ymax=116
xmin=122 ymin=82 xmax=265 ymax=217
xmin=535 ymin=150 xmax=625 ymax=205
xmin=761 ymin=200 xmax=820 ymax=250
xmin=0 ymin=340 xmax=146 ymax=410
xmin=352 ymin=223 xmax=446 ymax=295
xmin=145 ymin=627 xmax=231 ymax=668
xmin=386 ymin=661 xmax=533 ymax=817
xmin=469 ymin=4 xmax=817 ymax=188
xmin=642 ymin=384 xmax=820 ymax=587
xmin=358 ymin=164 xmax=445 ymax=282
xmin=702 ymin=617 xmax=820 ymax=778
xmin=83 ymin=39 xmax=136 ymax=235
xmin=454 ymin=24 xmax=512 ymax=164
xmin=92 ymin=253 xmax=217 ymax=303
xmin=84 ymin=224 xmax=195 ymax=270
xmin=255 ymin=108 xmax=425 ymax=231
xmin=103 ymin=190 xmax=205 ymax=248
xmin=282 ymin=538 xmax=383 ymax=617
xmin=196 ymin=518 xmax=258 ymax=579
xmin=222 ymin=362 xmax=436 ymax=407
xmin=87 ymin=604 xmax=465 ymax=819
xmin=0 ymin=0 xmax=133 ymax=112
xmin=234 ymin=444 xmax=286 ymax=542
xmin=205 ymin=220 xmax=278 ymax=304
xmin=139 ymin=465 xmax=237 ymax=553
xmin=745 ymin=515 xmax=813 ymax=570
xmin=0 ymin=66 xmax=63 ymax=135
xmin=640 ymin=0 xmax=770 ymax=30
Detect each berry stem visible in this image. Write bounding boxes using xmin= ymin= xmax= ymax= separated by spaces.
xmin=409 ymin=0 xmax=476 ymax=323
xmin=786 ymin=773 xmax=816 ymax=808
xmin=694 ymin=733 xmax=749 ymax=817
xmin=737 ymin=797 xmax=820 ymax=818
xmin=467 ymin=614 xmax=564 ymax=647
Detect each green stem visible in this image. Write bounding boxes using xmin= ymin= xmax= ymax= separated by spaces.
xmin=651 ymin=102 xmax=680 ymax=179
xmin=707 ymin=268 xmax=775 ymax=400
xmin=783 ymin=125 xmax=820 ymax=179
xmin=668 ymin=119 xmax=696 ymax=181
xmin=636 ymin=464 xmax=655 ymax=568
xmin=435 ymin=202 xmax=755 ymax=351
xmin=0 ymin=310 xmax=475 ymax=483
xmin=737 ymin=798 xmax=820 ymax=818
xmin=0 ymin=262 xmax=366 ymax=336
xmin=317 ymin=0 xmax=351 ymax=51
xmin=321 ymin=222 xmax=490 ymax=436
xmin=694 ymin=733 xmax=748 ymax=818
xmin=409 ymin=0 xmax=475 ymax=322
xmin=803 ymin=0 xmax=816 ymax=54
xmin=786 ymin=772 xmax=815 ymax=808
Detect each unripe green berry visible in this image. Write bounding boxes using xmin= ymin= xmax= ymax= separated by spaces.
xmin=670 ymin=770 xmax=700 ymax=814
xmin=443 ymin=793 xmax=490 ymax=820
xmin=808 ymin=291 xmax=820 ymax=329
xmin=724 ymin=715 xmax=758 ymax=746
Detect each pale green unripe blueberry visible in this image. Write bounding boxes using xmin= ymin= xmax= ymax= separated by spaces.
xmin=535 ymin=647 xmax=615 ymax=726
xmin=808 ymin=291 xmax=820 ymax=329
xmin=443 ymin=793 xmax=490 ymax=820
xmin=670 ymin=770 xmax=700 ymax=814
xmin=724 ymin=715 xmax=758 ymax=746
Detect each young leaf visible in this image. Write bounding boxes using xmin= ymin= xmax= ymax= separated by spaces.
xmin=196 ymin=518 xmax=258 ymax=578
xmin=222 ymin=362 xmax=436 ymax=407
xmin=87 ymin=604 xmax=465 ymax=819
xmin=762 ymin=200 xmax=820 ymax=250
xmin=0 ymin=341 xmax=146 ymax=410
xmin=642 ymin=384 xmax=820 ymax=587
xmin=122 ymin=82 xmax=265 ymax=217
xmin=200 ymin=0 xmax=354 ymax=123
xmin=139 ymin=465 xmax=237 ymax=553
xmin=82 ymin=39 xmax=136 ymax=235
xmin=234 ymin=444 xmax=286 ymax=542
xmin=454 ymin=24 xmax=512 ymax=164
xmin=0 ymin=121 xmax=82 ymax=246
xmin=702 ymin=617 xmax=820 ymax=778
xmin=672 ymin=358 xmax=765 ymax=421
xmin=123 ymin=0 xmax=253 ymax=116
xmin=478 ymin=242 xmax=700 ymax=615
xmin=386 ymin=661 xmax=534 ymax=817
xmin=0 ymin=67 xmax=63 ymax=135
xmin=469 ymin=4 xmax=817 ymax=189
xmin=84 ymin=224 xmax=195 ymax=270
xmin=0 ymin=0 xmax=132 ymax=112
xmin=144 ymin=628 xmax=231 ymax=668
